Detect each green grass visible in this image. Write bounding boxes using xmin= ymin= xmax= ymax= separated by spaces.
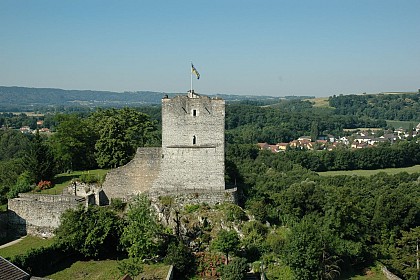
xmin=38 ymin=169 xmax=109 ymax=195
xmin=47 ymin=260 xmax=121 ymax=280
xmin=46 ymin=260 xmax=169 ymax=280
xmin=0 ymin=204 xmax=6 ymax=212
xmin=0 ymin=236 xmax=54 ymax=259
xmin=386 ymin=120 xmax=416 ymax=130
xmin=318 ymin=165 xmax=420 ymax=177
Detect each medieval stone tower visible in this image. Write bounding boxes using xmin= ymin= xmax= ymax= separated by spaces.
xmin=101 ymin=91 xmax=232 ymax=204
xmin=158 ymin=91 xmax=225 ymax=191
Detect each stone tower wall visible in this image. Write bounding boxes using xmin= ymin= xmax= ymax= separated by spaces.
xmin=157 ymin=94 xmax=225 ymax=191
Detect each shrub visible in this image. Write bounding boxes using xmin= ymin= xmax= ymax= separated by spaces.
xmin=34 ymin=180 xmax=53 ymax=192
xmin=111 ymin=198 xmax=126 ymax=211
xmin=117 ymin=258 xmax=144 ymax=278
xmin=7 ymin=171 xmax=34 ymax=198
xmin=219 ymin=257 xmax=248 ymax=280
xmin=164 ymin=241 xmax=196 ymax=276
xmin=184 ymin=204 xmax=200 ymax=213
xmin=10 ymin=242 xmax=71 ymax=276
xmin=79 ymin=173 xmax=105 ymax=185
xmin=225 ymin=203 xmax=248 ymax=222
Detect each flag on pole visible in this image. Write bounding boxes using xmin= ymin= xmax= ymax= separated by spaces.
xmin=191 ymin=63 xmax=200 ymax=79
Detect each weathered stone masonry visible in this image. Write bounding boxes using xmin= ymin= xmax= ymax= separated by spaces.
xmin=102 ymin=92 xmax=234 ymax=204
xmin=3 ymin=92 xmax=234 ymax=238
xmin=7 ymin=193 xmax=84 ymax=236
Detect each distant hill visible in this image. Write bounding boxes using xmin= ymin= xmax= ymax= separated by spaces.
xmin=0 ymin=86 xmax=313 ymax=112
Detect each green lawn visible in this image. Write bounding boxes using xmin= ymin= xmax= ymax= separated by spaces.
xmin=318 ymin=165 xmax=420 ymax=177
xmin=38 ymin=169 xmax=109 ymax=195
xmin=46 ymin=260 xmax=121 ymax=280
xmin=47 ymin=260 xmax=169 ymax=280
xmin=0 ymin=236 xmax=54 ymax=259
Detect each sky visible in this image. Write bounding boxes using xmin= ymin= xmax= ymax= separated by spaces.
xmin=0 ymin=0 xmax=419 ymax=97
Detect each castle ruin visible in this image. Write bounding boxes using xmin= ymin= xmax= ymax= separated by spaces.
xmin=3 ymin=91 xmax=235 ymax=237
xmin=102 ymin=91 xmax=235 ymax=205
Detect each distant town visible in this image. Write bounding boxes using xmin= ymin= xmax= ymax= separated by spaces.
xmin=258 ymin=122 xmax=420 ymax=152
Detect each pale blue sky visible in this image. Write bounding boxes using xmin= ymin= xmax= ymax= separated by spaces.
xmin=1 ymin=0 xmax=419 ymax=96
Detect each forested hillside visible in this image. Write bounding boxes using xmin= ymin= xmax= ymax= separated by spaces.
xmin=0 ymin=86 xmax=285 ymax=112
xmin=329 ymin=92 xmax=420 ymax=121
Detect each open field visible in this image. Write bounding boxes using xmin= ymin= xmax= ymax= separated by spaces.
xmin=318 ymin=165 xmax=420 ymax=177
xmin=305 ymin=97 xmax=332 ymax=108
xmin=386 ymin=120 xmax=417 ymax=130
xmin=0 ymin=236 xmax=54 ymax=259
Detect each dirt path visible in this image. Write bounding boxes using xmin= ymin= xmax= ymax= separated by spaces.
xmin=0 ymin=236 xmax=26 ymax=249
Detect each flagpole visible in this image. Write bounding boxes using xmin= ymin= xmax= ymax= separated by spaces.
xmin=190 ymin=62 xmax=193 ymax=94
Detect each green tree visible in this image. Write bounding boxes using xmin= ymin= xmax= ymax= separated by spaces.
xmin=50 ymin=114 xmax=97 ymax=172
xmin=283 ymin=215 xmax=341 ymax=280
xmin=120 ymin=194 xmax=163 ymax=260
xmin=311 ymin=121 xmax=319 ymax=142
xmin=388 ymin=226 xmax=420 ymax=279
xmin=211 ymin=229 xmax=240 ymax=264
xmin=89 ymin=108 xmax=157 ymax=168
xmin=22 ymin=131 xmax=55 ymax=183
xmin=7 ymin=171 xmax=33 ymax=199
xmin=55 ymin=205 xmax=122 ymax=258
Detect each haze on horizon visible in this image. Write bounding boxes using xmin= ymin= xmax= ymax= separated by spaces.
xmin=1 ymin=0 xmax=419 ymax=97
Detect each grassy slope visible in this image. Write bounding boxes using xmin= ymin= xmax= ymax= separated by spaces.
xmin=318 ymin=165 xmax=420 ymax=177
xmin=38 ymin=169 xmax=109 ymax=195
xmin=0 ymin=236 xmax=54 ymax=259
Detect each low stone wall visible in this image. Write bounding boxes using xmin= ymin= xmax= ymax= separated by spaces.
xmin=7 ymin=193 xmax=84 ymax=237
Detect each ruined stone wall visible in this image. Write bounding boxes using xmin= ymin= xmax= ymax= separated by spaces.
xmin=7 ymin=193 xmax=83 ymax=236
xmin=102 ymin=147 xmax=161 ymax=199
xmin=150 ymin=188 xmax=237 ymax=207
xmin=101 ymin=93 xmax=227 ymax=201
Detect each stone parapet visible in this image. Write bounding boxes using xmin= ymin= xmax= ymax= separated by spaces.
xmin=7 ymin=194 xmax=84 ymax=236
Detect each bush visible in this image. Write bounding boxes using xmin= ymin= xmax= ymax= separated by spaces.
xmin=7 ymin=171 xmax=33 ymax=198
xmin=79 ymin=173 xmax=105 ymax=184
xmin=219 ymin=257 xmax=248 ymax=280
xmin=34 ymin=180 xmax=53 ymax=192
xmin=110 ymin=198 xmax=126 ymax=211
xmin=164 ymin=241 xmax=196 ymax=276
xmin=10 ymin=242 xmax=71 ymax=276
xmin=117 ymin=258 xmax=144 ymax=278
xmin=225 ymin=203 xmax=248 ymax=222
